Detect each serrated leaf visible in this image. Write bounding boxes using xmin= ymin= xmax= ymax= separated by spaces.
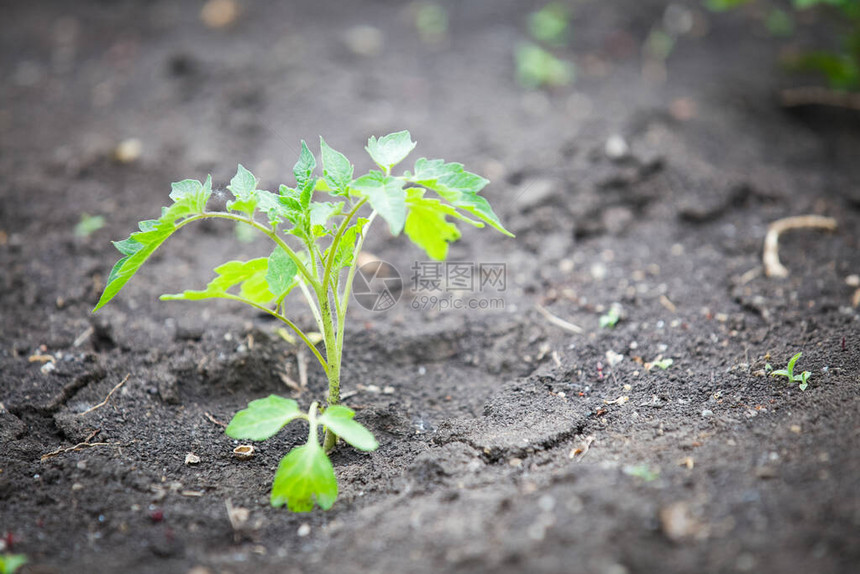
xmin=226 ymin=164 xmax=259 ymax=217
xmin=318 ymin=405 xmax=379 ymax=451
xmin=294 ymin=141 xmax=317 ymax=204
xmin=225 ymin=395 xmax=303 ymax=441
xmin=93 ymin=176 xmax=212 ymax=312
xmin=320 ymin=137 xmax=353 ymax=196
xmin=309 ymin=201 xmax=343 ymax=230
xmin=327 ymin=223 xmax=362 ymax=270
xmin=351 ymin=171 xmax=407 ymax=235
xmin=256 ymin=189 xmax=285 ymax=227
xmin=160 ymin=258 xmax=275 ymax=306
xmin=271 ymin=442 xmax=338 ymax=512
xmin=266 ymin=247 xmax=298 ymax=298
xmin=407 ymin=158 xmax=513 ymax=237
xmin=404 ymin=188 xmax=461 ymax=260
xmin=366 ymin=130 xmax=417 ymax=172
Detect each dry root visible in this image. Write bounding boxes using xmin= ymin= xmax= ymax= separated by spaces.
xmin=763 ymin=215 xmax=838 ymax=278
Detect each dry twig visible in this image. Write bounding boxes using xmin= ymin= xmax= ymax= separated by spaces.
xmin=763 ymin=215 xmax=837 ymax=278
xmin=41 ymin=429 xmax=107 ymax=461
xmin=781 ymin=87 xmax=860 ymax=111
xmin=79 ymin=374 xmax=130 ymax=416
xmin=535 ymin=304 xmax=584 ymax=334
xmin=203 ymin=412 xmax=228 ymax=428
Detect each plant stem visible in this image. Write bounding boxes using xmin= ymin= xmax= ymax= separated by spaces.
xmin=321 ymin=295 xmax=341 ymax=452
xmin=219 ymin=293 xmax=328 ymax=374
xmin=180 ymin=212 xmax=318 ymax=288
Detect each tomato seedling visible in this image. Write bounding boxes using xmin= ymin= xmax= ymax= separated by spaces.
xmin=94 ymin=131 xmax=512 ymax=510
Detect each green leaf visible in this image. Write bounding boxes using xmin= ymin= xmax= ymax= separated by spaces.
xmin=704 ymin=0 xmax=751 ymax=12
xmin=160 ymin=258 xmax=275 ymax=306
xmin=320 ymin=137 xmax=353 ymax=196
xmin=404 ymin=188 xmax=462 ymax=260
xmin=651 ymin=358 xmax=673 ymax=370
xmin=93 ymin=176 xmax=212 ymax=312
xmin=226 ymin=164 xmax=259 ymax=216
xmin=278 ymin=185 xmax=306 ymax=224
xmin=328 ymin=223 xmax=362 ymax=270
xmin=407 ymin=158 xmax=513 ymax=237
xmin=771 ymin=369 xmax=791 ymax=379
xmin=515 ymin=42 xmax=574 ymax=88
xmin=599 ymin=306 xmax=621 ymax=329
xmin=351 ymin=171 xmax=407 ymax=235
xmin=266 ymin=247 xmax=298 ymax=298
xmin=366 ymin=130 xmax=417 ymax=172
xmin=75 ymin=213 xmax=106 ymax=238
xmin=225 ymin=395 xmax=303 ymax=441
xmin=271 ymin=442 xmax=338 ymax=511
xmin=318 ymin=405 xmax=379 ymax=451
xmin=0 ymin=554 xmax=28 ymax=574
xmin=294 ymin=140 xmax=317 ymax=204
xmin=256 ymin=189 xmax=286 ymax=227
xmin=786 ymin=352 xmax=802 ymax=379
xmin=309 ymin=201 xmax=343 ymax=235
xmin=528 ymin=3 xmax=569 ymax=45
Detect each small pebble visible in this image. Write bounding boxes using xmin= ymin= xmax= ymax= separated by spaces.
xmin=297 ymin=523 xmax=311 ymax=537
xmin=701 ymin=409 xmax=713 ymax=418
xmin=605 ymin=135 xmax=629 ymax=160
xmin=201 ymin=0 xmax=239 ymax=28
xmin=114 ymin=138 xmax=142 ymax=163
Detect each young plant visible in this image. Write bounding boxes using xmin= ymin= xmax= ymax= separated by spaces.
xmin=599 ymin=305 xmax=621 ymax=329
xmin=768 ymin=352 xmax=812 ymax=391
xmin=93 ymin=131 xmax=513 ymax=510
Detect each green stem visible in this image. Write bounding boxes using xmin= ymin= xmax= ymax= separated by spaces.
xmin=307 ymin=401 xmax=320 ymax=445
xmin=180 ymin=212 xmax=318 ymax=288
xmin=321 ymin=198 xmax=368 ymax=298
xmin=321 ymin=295 xmax=341 ymax=452
xmin=337 ymin=212 xmax=378 ymax=351
xmin=219 ymin=293 xmax=327 ymax=374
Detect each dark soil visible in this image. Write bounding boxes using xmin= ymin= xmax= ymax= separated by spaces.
xmin=2 ymin=1 xmax=859 ymax=573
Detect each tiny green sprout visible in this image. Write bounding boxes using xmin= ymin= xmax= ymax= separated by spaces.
xmin=0 ymin=554 xmax=27 ymax=574
xmin=651 ymin=357 xmax=673 ymax=370
xmin=528 ymin=3 xmax=570 ymax=46
xmin=623 ymin=464 xmax=660 ymax=482
xmin=93 ymin=131 xmax=512 ymax=510
xmin=74 ymin=213 xmax=105 ymax=238
xmin=515 ymin=42 xmax=574 ymax=89
xmin=414 ymin=2 xmax=448 ymax=44
xmin=770 ymin=352 xmax=812 ymax=391
xmin=599 ymin=306 xmax=621 ymax=329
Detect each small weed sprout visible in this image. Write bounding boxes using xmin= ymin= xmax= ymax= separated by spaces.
xmin=769 ymin=352 xmax=812 ymax=391
xmin=599 ymin=305 xmax=621 ymax=329
xmin=94 ymin=131 xmax=512 ymax=511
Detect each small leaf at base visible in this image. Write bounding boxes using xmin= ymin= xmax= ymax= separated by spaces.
xmin=318 ymin=405 xmax=379 ymax=451
xmin=225 ymin=395 xmax=303 ymax=441
xmin=271 ymin=442 xmax=338 ymax=512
